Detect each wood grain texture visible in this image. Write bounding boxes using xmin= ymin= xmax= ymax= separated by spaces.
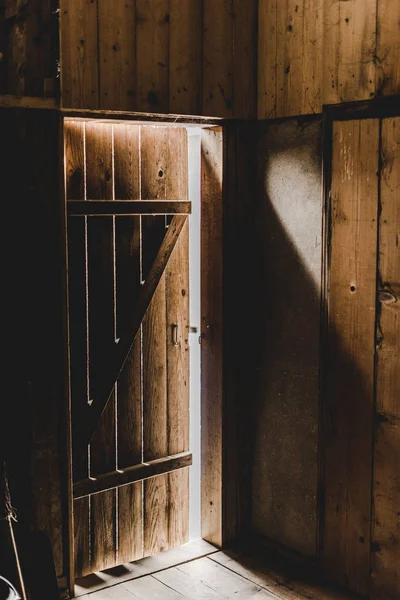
xmin=203 ymin=0 xmax=234 ymax=117
xmin=232 ymin=0 xmax=258 ymax=119
xmin=169 ymin=0 xmax=202 ymax=115
xmin=323 ymin=119 xmax=379 ymax=596
xmin=201 ymin=127 xmax=223 ymax=546
xmin=60 ymin=0 xmax=99 ymax=108
xmin=136 ymin=0 xmax=169 ymax=113
xmin=143 ymin=278 xmax=169 ymax=556
xmin=85 ymin=122 xmax=117 ymax=573
xmin=113 ymin=122 xmax=143 ymax=564
xmin=325 ymin=0 xmax=376 ymax=105
xmin=97 ymin=1 xmax=135 ymax=110
xmin=257 ymin=0 xmax=398 ymax=118
xmin=64 ymin=120 xmax=90 ymax=579
xmin=371 ymin=117 xmax=400 ymax=600
xmin=140 ymin=126 xmax=168 ymax=278
xmin=166 ymin=128 xmax=189 ymax=549
xmin=376 ymin=0 xmax=400 ymax=97
xmin=141 ymin=125 xmax=169 ymax=557
xmin=3 ymin=0 xmax=58 ymax=97
xmin=90 ymin=392 xmax=117 ymax=572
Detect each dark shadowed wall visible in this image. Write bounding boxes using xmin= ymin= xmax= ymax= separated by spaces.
xmin=251 ymin=119 xmax=323 ymax=557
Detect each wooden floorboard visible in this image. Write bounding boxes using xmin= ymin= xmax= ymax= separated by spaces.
xmin=77 ymin=546 xmax=362 ymax=600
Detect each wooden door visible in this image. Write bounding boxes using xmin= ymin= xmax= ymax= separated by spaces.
xmin=64 ymin=121 xmax=191 ymax=578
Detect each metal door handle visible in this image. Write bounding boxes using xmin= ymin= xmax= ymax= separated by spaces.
xmin=172 ymin=324 xmax=179 ymax=346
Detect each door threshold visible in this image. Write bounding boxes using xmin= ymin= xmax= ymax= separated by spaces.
xmin=74 ymin=539 xmax=218 ymax=597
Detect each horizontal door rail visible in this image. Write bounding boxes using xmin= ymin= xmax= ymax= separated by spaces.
xmin=73 ymin=214 xmax=188 ymax=463
xmin=67 ymin=200 xmax=191 ymax=216
xmin=73 ymin=452 xmax=192 ymax=499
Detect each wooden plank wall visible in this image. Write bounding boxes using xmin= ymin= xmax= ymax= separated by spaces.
xmin=60 ymin=0 xmax=257 ymax=118
xmin=1 ymin=0 xmax=399 ymax=119
xmin=1 ymin=108 xmax=70 ymax=587
xmin=324 ymin=119 xmax=379 ymax=596
xmin=0 ymin=0 xmax=59 ymax=97
xmin=323 ymin=117 xmax=399 ymax=598
xmin=371 ymin=117 xmax=399 ymax=600
xmin=65 ymin=121 xmax=190 ymax=579
xmin=258 ymin=0 xmax=400 ymax=118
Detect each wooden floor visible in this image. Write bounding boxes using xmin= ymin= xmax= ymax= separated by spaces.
xmin=76 ymin=544 xmax=360 ymax=600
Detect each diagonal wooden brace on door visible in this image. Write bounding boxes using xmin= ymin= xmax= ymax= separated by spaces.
xmin=72 ymin=214 xmax=188 ymax=463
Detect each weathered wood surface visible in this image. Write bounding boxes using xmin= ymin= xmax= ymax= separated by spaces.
xmin=258 ymin=0 xmax=400 ymax=118
xmin=73 ymin=213 xmax=188 ymax=463
xmin=1 ymin=0 xmax=59 ymax=97
xmin=323 ymin=119 xmax=379 ymax=596
xmin=59 ymin=0 xmax=257 ymax=117
xmin=201 ymin=127 xmax=224 ymax=546
xmin=74 ymin=453 xmax=192 ymax=499
xmin=371 ymin=116 xmax=400 ymax=600
xmin=85 ymin=122 xmax=117 ymax=573
xmin=67 ymin=122 xmax=191 ymax=575
xmin=165 ymin=128 xmax=190 ymax=550
xmin=113 ymin=123 xmax=143 ymax=565
xmin=60 ymin=0 xmax=99 ymax=108
xmin=65 ymin=120 xmax=90 ymax=579
xmin=67 ymin=201 xmax=191 ymax=216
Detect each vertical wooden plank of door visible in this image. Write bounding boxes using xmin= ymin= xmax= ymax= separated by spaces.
xmin=140 ymin=127 xmax=168 ymax=278
xmin=165 ymin=128 xmax=190 ymax=548
xmin=114 ymin=123 xmax=144 ymax=563
xmin=98 ymin=1 xmax=136 ymax=110
xmin=141 ymin=126 xmax=169 ymax=556
xmin=169 ymin=0 xmax=202 ymax=116
xmin=376 ymin=0 xmax=400 ymax=97
xmin=60 ymin=0 xmax=99 ymax=108
xmin=203 ymin=0 xmax=234 ymax=117
xmin=201 ymin=127 xmax=223 ymax=546
xmin=323 ymin=119 xmax=379 ymax=596
xmin=85 ymin=123 xmax=117 ymax=572
xmin=371 ymin=117 xmax=400 ymax=600
xmin=136 ymin=0 xmax=170 ymax=114
xmin=65 ymin=121 xmax=90 ymax=578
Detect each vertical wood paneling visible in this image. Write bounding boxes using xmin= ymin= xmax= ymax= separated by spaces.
xmin=143 ymin=277 xmax=169 ymax=555
xmin=258 ymin=0 xmax=323 ymax=118
xmin=169 ymin=0 xmax=202 ymax=115
xmin=201 ymin=127 xmax=224 ymax=546
xmin=98 ymin=2 xmax=136 ymax=110
xmin=114 ymin=123 xmax=144 ymax=564
xmin=166 ymin=128 xmax=189 ymax=548
xmin=324 ymin=119 xmax=379 ymax=596
xmin=371 ymin=117 xmax=400 ymax=600
xmin=376 ymin=0 xmax=400 ymax=97
xmin=140 ymin=127 xmax=168 ymax=278
xmin=203 ymin=0 xmax=234 ymax=117
xmin=232 ymin=0 xmax=257 ymax=119
xmin=301 ymin=0 xmax=323 ymax=115
xmin=258 ymin=0 xmax=277 ymax=119
xmin=60 ymin=0 xmax=99 ymax=108
xmin=141 ymin=126 xmax=169 ymax=556
xmin=136 ymin=0 xmax=170 ymax=113
xmin=64 ymin=121 xmax=90 ymax=578
xmin=85 ymin=123 xmax=117 ymax=572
